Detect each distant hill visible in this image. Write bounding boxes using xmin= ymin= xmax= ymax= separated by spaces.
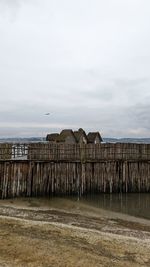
xmin=0 ymin=137 xmax=45 ymax=143
xmin=0 ymin=137 xmax=150 ymax=144
xmin=103 ymin=138 xmax=150 ymax=144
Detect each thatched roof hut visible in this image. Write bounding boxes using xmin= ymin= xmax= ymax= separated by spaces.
xmin=74 ymin=128 xmax=88 ymax=144
xmin=87 ymin=132 xmax=103 ymax=144
xmin=46 ymin=128 xmax=103 ymax=145
xmin=46 ymin=133 xmax=59 ymax=142
xmin=57 ymin=129 xmax=77 ymax=144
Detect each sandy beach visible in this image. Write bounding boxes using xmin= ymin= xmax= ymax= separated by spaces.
xmin=0 ymin=197 xmax=150 ymax=267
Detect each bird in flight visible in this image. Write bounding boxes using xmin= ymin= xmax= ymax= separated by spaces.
xmin=44 ymin=113 xmax=50 ymax=115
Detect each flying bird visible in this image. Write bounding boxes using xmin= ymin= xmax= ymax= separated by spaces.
xmin=44 ymin=113 xmax=50 ymax=115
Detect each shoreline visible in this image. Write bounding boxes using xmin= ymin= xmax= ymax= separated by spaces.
xmin=0 ymin=198 xmax=150 ymax=266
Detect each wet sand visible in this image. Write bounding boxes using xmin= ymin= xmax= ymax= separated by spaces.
xmin=0 ymin=198 xmax=150 ymax=267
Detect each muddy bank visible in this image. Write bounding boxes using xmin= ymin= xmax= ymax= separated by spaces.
xmin=0 ymin=198 xmax=150 ymax=267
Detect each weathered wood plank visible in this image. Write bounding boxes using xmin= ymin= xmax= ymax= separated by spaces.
xmin=0 ymin=159 xmax=150 ymax=199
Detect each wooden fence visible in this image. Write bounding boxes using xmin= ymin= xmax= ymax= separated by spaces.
xmin=0 ymin=144 xmax=28 ymax=160
xmin=1 ymin=143 xmax=150 ymax=161
xmin=0 ymin=144 xmax=12 ymax=160
xmin=0 ymin=143 xmax=150 ymax=198
xmin=27 ymin=143 xmax=150 ymax=161
xmin=0 ymin=160 xmax=150 ymax=198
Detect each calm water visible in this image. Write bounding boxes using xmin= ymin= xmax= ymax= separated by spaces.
xmin=78 ymin=194 xmax=150 ymax=220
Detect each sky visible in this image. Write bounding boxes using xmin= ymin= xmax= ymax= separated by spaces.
xmin=0 ymin=0 xmax=150 ymax=138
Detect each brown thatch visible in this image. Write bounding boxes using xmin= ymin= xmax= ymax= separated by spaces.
xmin=46 ymin=133 xmax=59 ymax=142
xmin=57 ymin=129 xmax=76 ymax=143
xmin=87 ymin=132 xmax=103 ymax=143
xmin=74 ymin=128 xmax=88 ymax=143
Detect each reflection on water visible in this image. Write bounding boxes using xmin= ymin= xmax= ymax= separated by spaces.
xmin=79 ymin=194 xmax=150 ymax=220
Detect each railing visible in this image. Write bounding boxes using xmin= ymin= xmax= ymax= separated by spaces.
xmin=0 ymin=143 xmax=28 ymax=160
xmin=1 ymin=143 xmax=150 ymax=161
xmin=12 ymin=144 xmax=28 ymax=159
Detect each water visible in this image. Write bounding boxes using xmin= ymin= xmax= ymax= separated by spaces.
xmin=2 ymin=193 xmax=149 ymax=220
xmin=79 ymin=193 xmax=150 ymax=220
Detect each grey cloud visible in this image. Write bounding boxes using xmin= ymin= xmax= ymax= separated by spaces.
xmin=129 ymin=103 xmax=150 ymax=128
xmin=0 ymin=0 xmax=150 ymax=137
xmin=114 ymin=78 xmax=149 ymax=88
xmin=0 ymin=0 xmax=20 ymax=8
xmin=82 ymin=88 xmax=114 ymax=102
xmin=0 ymin=0 xmax=32 ymax=8
xmin=0 ymin=0 xmax=35 ymax=21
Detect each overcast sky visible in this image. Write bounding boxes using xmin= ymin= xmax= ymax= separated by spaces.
xmin=0 ymin=0 xmax=150 ymax=138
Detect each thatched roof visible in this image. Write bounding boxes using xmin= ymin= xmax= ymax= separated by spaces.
xmin=87 ymin=132 xmax=103 ymax=143
xmin=46 ymin=133 xmax=59 ymax=142
xmin=57 ymin=129 xmax=76 ymax=142
xmin=74 ymin=128 xmax=87 ymax=143
xmin=46 ymin=129 xmax=102 ymax=144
